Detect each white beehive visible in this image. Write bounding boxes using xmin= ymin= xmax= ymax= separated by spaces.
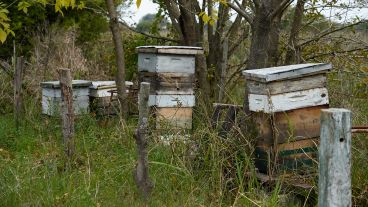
xmin=243 ymin=63 xmax=332 ymax=113
xmin=137 ymin=46 xmax=204 ymax=130
xmin=41 ymin=80 xmax=91 ymax=116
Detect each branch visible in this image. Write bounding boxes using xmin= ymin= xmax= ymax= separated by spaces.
xmin=300 ymin=20 xmax=368 ymax=46
xmin=305 ymin=47 xmax=368 ymax=60
xmin=118 ymin=20 xmax=181 ymax=43
xmin=227 ymin=1 xmax=253 ymax=24
xmin=269 ymin=0 xmax=293 ymax=19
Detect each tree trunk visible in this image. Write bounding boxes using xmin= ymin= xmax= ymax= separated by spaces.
xmin=248 ymin=9 xmax=272 ymax=69
xmin=285 ymin=0 xmax=306 ymax=64
xmin=178 ymin=0 xmax=200 ymax=46
xmin=106 ymin=0 xmax=127 ymax=119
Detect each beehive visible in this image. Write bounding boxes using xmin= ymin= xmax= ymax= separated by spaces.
xmin=89 ymin=81 xmax=133 ymax=116
xmin=243 ymin=63 xmax=332 ymax=173
xmin=137 ymin=46 xmax=203 ymax=130
xmin=41 ymin=80 xmax=91 ymax=116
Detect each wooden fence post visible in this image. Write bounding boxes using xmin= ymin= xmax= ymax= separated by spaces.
xmin=134 ymin=82 xmax=152 ymax=200
xmin=59 ymin=68 xmax=75 ymax=158
xmin=14 ymin=56 xmax=24 ymax=131
xmin=319 ymin=108 xmax=352 ymax=207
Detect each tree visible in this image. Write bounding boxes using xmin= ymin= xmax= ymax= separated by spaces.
xmin=106 ymin=0 xmax=128 ymax=119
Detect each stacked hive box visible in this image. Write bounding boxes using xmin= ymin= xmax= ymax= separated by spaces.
xmin=41 ymin=80 xmax=91 ymax=116
xmin=136 ymin=46 xmax=203 ymax=130
xmin=242 ymin=63 xmax=332 ymax=174
xmin=89 ymin=81 xmax=133 ymax=116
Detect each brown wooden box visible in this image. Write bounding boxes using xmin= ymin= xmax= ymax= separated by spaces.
xmin=154 ymin=107 xmax=193 ymax=129
xmin=139 ymin=72 xmax=194 ymax=95
xmin=254 ymin=105 xmax=328 ymax=144
xmin=255 ymin=138 xmax=319 ymax=173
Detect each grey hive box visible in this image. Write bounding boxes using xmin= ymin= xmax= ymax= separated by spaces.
xmin=243 ymin=63 xmax=333 ymax=174
xmin=89 ymin=81 xmax=133 ymax=116
xmin=243 ymin=63 xmax=332 ymax=113
xmin=137 ymin=46 xmax=204 ymax=130
xmin=41 ymin=80 xmax=91 ymax=116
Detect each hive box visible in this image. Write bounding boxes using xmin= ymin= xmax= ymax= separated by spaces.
xmin=243 ymin=63 xmax=332 ymax=113
xmin=41 ymin=80 xmax=91 ymax=116
xmin=243 ymin=63 xmax=332 ymax=174
xmin=137 ymin=46 xmax=203 ymax=130
xmin=89 ymin=81 xmax=133 ymax=116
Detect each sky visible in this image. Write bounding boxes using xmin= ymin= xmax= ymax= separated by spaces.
xmin=123 ymin=0 xmax=158 ymax=25
xmin=122 ymin=0 xmax=368 ymax=25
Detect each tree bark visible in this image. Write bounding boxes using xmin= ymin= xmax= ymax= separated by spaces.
xmin=285 ymin=0 xmax=306 ymax=64
xmin=59 ymin=68 xmax=75 ymax=158
xmin=106 ymin=0 xmax=127 ymax=119
xmin=14 ymin=57 xmax=24 ymax=131
xmin=247 ymin=0 xmax=291 ymax=69
xmin=248 ymin=8 xmax=272 ymax=69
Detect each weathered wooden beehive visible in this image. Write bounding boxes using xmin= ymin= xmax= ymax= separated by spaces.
xmin=136 ymin=46 xmax=203 ymax=130
xmin=89 ymin=81 xmax=133 ymax=116
xmin=41 ymin=80 xmax=91 ymax=116
xmin=243 ymin=63 xmax=332 ymax=174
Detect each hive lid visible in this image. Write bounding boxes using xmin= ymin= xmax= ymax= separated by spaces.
xmin=242 ymin=63 xmax=332 ymax=82
xmin=136 ymin=46 xmax=204 ymax=55
xmin=89 ymin=81 xmax=133 ymax=89
xmin=41 ymin=80 xmax=91 ymax=88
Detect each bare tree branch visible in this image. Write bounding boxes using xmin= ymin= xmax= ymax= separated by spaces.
xmin=300 ymin=20 xmax=368 ymax=46
xmin=306 ymin=47 xmax=368 ymax=60
xmin=269 ymin=0 xmax=293 ymax=19
xmin=227 ymin=1 xmax=253 ymax=24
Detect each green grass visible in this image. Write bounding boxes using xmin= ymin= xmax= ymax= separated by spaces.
xmin=2 ymin=68 xmax=368 ymax=206
xmin=0 ymin=102 xmax=305 ymax=207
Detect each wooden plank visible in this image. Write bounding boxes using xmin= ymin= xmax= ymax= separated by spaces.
xmin=138 ymin=54 xmax=195 ymax=73
xmin=157 ymin=55 xmax=195 ymax=73
xmin=136 ymin=46 xmax=203 ymax=55
xmin=249 ymin=87 xmax=329 ymax=113
xmin=42 ymin=96 xmax=89 ymax=116
xmin=43 ymin=87 xmax=89 ymax=98
xmin=242 ymin=63 xmax=332 ymax=82
xmin=254 ymin=105 xmax=328 ymax=144
xmin=255 ymin=138 xmax=319 ymax=174
xmin=40 ymin=80 xmax=91 ymax=88
xmin=148 ymin=95 xmax=195 ymax=107
xmin=247 ymin=74 xmax=327 ymax=95
xmin=319 ymin=108 xmax=352 ymax=207
xmin=156 ymin=107 xmax=192 ymax=129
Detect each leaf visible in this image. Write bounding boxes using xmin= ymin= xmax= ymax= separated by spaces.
xmin=136 ymin=0 xmax=141 ymax=8
xmin=17 ymin=1 xmax=31 ymax=14
xmin=0 ymin=28 xmax=7 ymax=43
xmin=77 ymin=1 xmax=85 ymax=10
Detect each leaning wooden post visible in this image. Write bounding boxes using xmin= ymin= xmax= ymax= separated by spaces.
xmin=134 ymin=82 xmax=152 ymax=200
xmin=14 ymin=56 xmax=24 ymax=131
xmin=59 ymin=68 xmax=75 ymax=158
xmin=319 ymin=108 xmax=352 ymax=207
